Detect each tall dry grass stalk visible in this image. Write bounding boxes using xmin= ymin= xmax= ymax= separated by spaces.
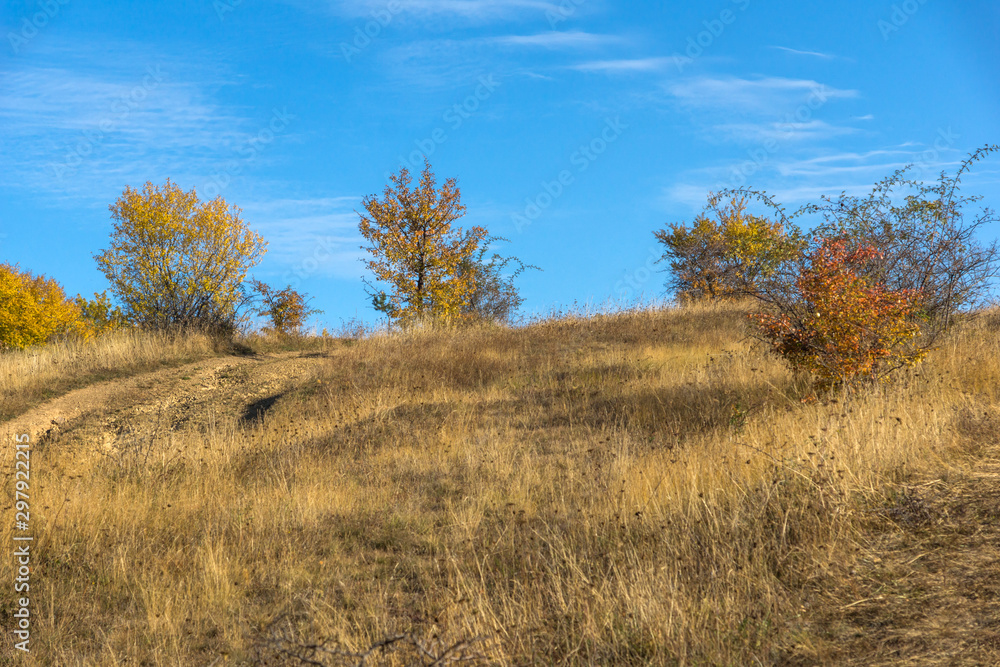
xmin=2 ymin=302 xmax=998 ymax=664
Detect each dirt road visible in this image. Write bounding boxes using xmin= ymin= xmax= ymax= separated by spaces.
xmin=1 ymin=349 xmax=331 ymax=459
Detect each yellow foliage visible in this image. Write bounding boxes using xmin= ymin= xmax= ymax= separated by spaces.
xmin=359 ymin=161 xmax=488 ymax=325
xmin=0 ymin=264 xmax=86 ymax=350
xmin=655 ymin=195 xmax=804 ymax=302
xmin=95 ymin=179 xmax=267 ymax=331
xmin=72 ymin=291 xmax=130 ymax=336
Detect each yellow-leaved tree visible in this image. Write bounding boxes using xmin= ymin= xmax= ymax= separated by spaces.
xmin=654 ymin=194 xmax=804 ymax=302
xmin=95 ymin=179 xmax=267 ymax=333
xmin=0 ymin=264 xmax=87 ymax=350
xmin=358 ymin=160 xmax=488 ymax=324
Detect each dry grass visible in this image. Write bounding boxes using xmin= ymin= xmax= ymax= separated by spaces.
xmin=2 ymin=302 xmax=999 ymax=665
xmin=0 ymin=328 xmax=222 ymax=422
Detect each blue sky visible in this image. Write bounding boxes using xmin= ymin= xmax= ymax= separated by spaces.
xmin=2 ymin=0 xmax=998 ymax=328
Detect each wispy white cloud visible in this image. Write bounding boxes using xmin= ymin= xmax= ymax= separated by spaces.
xmin=714 ymin=119 xmax=858 ymax=143
xmin=768 ymin=45 xmax=836 ymax=60
xmin=657 ymin=75 xmax=863 ymax=153
xmin=0 ymin=50 xmax=289 ymax=203
xmin=572 ymin=57 xmax=677 ymax=73
xmin=0 ymin=66 xmax=244 ymax=144
xmin=770 ymin=146 xmax=965 ymax=180
xmin=369 ymin=30 xmax=626 ymax=87
xmin=663 ymin=178 xmax=872 ymax=214
xmin=777 ymin=148 xmax=926 ymax=169
xmin=666 ymin=75 xmax=858 ymax=112
xmin=242 ymin=197 xmax=361 ymax=216
xmin=662 ymin=183 xmax=715 ymax=210
xmin=491 ymin=31 xmax=620 ymax=49
xmin=375 ymin=37 xmax=508 ymax=89
xmin=244 ymin=198 xmax=364 ymax=280
xmin=751 ymin=183 xmax=878 ymax=206
xmin=663 ymin=143 xmax=967 ymax=214
xmin=331 ymin=0 xmax=560 ymax=22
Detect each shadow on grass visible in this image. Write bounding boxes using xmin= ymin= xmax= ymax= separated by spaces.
xmin=241 ymin=393 xmax=284 ymax=426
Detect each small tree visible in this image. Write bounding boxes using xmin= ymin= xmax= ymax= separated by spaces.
xmin=96 ymin=179 xmax=267 ymax=333
xmin=655 ymin=194 xmax=804 ymax=302
xmin=250 ymin=280 xmax=322 ymax=336
xmin=0 ymin=264 xmax=86 ymax=350
xmin=751 ymin=238 xmax=926 ymax=391
xmin=72 ymin=291 xmax=129 ymax=336
xmin=358 ymin=160 xmax=488 ymax=324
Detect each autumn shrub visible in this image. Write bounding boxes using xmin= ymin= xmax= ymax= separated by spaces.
xmin=728 ymin=146 xmax=1000 ymax=342
xmin=0 ymin=264 xmax=87 ymax=350
xmin=250 ymin=280 xmax=322 ymax=336
xmin=72 ymin=290 xmax=130 ymax=336
xmin=751 ymin=237 xmax=926 ymax=392
xmin=95 ymin=179 xmax=267 ymax=334
xmin=796 ymin=148 xmax=1000 ymax=342
xmin=654 ymin=194 xmax=804 ymax=303
xmin=700 ymin=145 xmax=1000 ymax=392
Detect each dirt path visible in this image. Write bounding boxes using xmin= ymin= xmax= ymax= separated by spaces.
xmin=0 ymin=349 xmax=333 ymax=456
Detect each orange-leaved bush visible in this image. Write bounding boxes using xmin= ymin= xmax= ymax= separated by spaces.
xmin=796 ymin=145 xmax=1000 ymax=340
xmin=0 ymin=264 xmax=87 ymax=350
xmin=751 ymin=238 xmax=926 ymax=392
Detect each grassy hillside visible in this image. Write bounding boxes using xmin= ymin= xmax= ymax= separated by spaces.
xmin=2 ymin=302 xmax=998 ymax=664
